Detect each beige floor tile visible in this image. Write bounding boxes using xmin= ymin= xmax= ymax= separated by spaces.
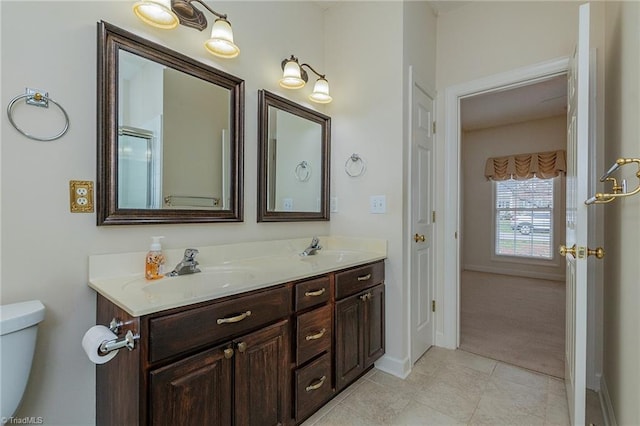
xmin=545 ymin=389 xmax=570 ymax=426
xmin=300 ymin=397 xmax=342 ymax=426
xmin=586 ymin=389 xmax=604 ymax=426
xmin=470 ymin=396 xmax=545 ymax=426
xmin=340 ymin=378 xmax=413 ymax=424
xmin=389 ymin=399 xmax=466 ymax=426
xmin=547 ymin=377 xmax=566 ymax=397
xmin=483 ymin=375 xmax=547 ymax=418
xmin=431 ymin=362 xmax=491 ymax=398
xmin=368 ymin=370 xmax=432 ymax=397
xmin=446 ymin=349 xmax=498 ymax=374
xmin=411 ymin=377 xmax=482 ymax=422
xmin=313 ymin=402 xmax=385 ymax=426
xmin=492 ymin=362 xmax=549 ymax=391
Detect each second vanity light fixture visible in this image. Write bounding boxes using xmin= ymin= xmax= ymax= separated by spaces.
xmin=132 ymin=0 xmax=240 ymax=58
xmin=279 ymin=55 xmax=332 ymax=104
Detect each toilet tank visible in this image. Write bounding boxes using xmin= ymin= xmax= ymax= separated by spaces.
xmin=0 ymin=300 xmax=45 ymax=419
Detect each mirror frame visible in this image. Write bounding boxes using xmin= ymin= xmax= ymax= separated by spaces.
xmin=97 ymin=21 xmax=244 ymax=225
xmin=257 ymin=90 xmax=330 ymax=222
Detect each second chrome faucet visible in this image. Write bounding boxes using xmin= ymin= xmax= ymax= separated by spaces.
xmin=166 ymin=248 xmax=201 ymax=276
xmin=300 ymin=237 xmax=322 ymax=256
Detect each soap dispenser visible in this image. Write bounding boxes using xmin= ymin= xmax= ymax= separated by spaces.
xmin=145 ymin=236 xmax=166 ymax=280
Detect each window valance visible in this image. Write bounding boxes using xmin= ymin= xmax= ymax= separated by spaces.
xmin=484 ymin=149 xmax=566 ymax=181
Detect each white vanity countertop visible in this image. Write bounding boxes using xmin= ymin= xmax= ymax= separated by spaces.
xmin=89 ymin=236 xmax=387 ymax=317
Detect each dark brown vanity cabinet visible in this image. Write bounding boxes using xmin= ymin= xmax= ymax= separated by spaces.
xmin=95 ymin=260 xmax=385 ymax=426
xmin=96 ymin=285 xmax=291 ymax=426
xmin=292 ymin=277 xmax=333 ymax=422
xmin=334 ymin=262 xmax=385 ymax=392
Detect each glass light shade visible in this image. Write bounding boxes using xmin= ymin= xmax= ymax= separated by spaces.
xmin=204 ymin=18 xmax=240 ymax=59
xmin=132 ymin=0 xmax=179 ymax=29
xmin=279 ymin=60 xmax=306 ymax=89
xmin=309 ymin=78 xmax=332 ymax=103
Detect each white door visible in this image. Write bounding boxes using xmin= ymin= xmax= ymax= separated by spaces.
xmin=410 ymin=79 xmax=435 ymax=363
xmin=563 ymin=4 xmax=591 ymax=425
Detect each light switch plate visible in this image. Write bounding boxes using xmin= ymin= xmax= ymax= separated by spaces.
xmin=70 ymin=180 xmax=94 ymax=213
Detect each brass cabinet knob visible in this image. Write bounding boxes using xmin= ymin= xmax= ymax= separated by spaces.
xmin=223 ymin=348 xmax=234 ymax=359
xmin=559 ymin=244 xmax=576 ymax=258
xmin=414 ymin=233 xmax=426 ymax=243
xmin=587 ymin=247 xmax=605 ymax=259
xmin=237 ymin=341 xmax=247 ymax=353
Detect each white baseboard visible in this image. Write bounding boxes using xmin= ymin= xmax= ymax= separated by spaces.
xmin=375 ymin=354 xmax=411 ymax=379
xmin=599 ymin=374 xmax=618 ymax=426
xmin=463 ymin=264 xmax=565 ymax=281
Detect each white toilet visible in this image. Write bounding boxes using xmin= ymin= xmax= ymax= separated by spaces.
xmin=0 ymin=300 xmax=45 ymax=419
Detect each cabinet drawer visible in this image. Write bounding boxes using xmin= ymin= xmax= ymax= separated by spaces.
xmin=149 ymin=285 xmax=291 ymax=363
xmin=295 ymin=352 xmax=332 ymax=421
xmin=335 ymin=261 xmax=384 ymax=300
xmin=295 ymin=276 xmax=330 ymax=311
xmin=296 ymin=305 xmax=332 ymax=365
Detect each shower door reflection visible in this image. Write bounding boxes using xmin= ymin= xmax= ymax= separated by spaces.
xmin=118 ymin=126 xmax=161 ymax=209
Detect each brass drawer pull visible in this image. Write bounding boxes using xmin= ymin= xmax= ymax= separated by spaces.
xmin=217 ymin=310 xmax=252 ymax=325
xmin=357 ymin=273 xmax=371 ymax=281
xmin=305 ymin=375 xmax=327 ymax=392
xmin=305 ymin=328 xmax=327 ymax=341
xmin=304 ymin=288 xmax=326 ymax=297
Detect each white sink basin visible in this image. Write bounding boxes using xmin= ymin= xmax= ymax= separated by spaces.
xmin=298 ymin=250 xmax=363 ymax=264
xmin=122 ymin=266 xmax=258 ymax=300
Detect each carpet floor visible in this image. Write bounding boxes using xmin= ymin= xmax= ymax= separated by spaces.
xmin=459 ymin=270 xmax=565 ymax=378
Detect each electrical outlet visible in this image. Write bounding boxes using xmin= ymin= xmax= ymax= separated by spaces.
xmin=70 ymin=180 xmax=94 ymax=213
xmin=370 ymin=195 xmax=386 ymax=214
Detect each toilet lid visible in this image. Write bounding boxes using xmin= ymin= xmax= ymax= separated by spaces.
xmin=0 ymin=300 xmax=45 ymax=336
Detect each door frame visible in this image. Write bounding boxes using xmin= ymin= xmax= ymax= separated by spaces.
xmin=441 ymin=56 xmax=603 ymax=388
xmin=407 ymin=65 xmax=437 ymax=365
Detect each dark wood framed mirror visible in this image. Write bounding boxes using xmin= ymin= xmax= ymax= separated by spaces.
xmin=257 ymin=90 xmax=330 ymax=222
xmin=97 ymin=21 xmax=244 ymax=225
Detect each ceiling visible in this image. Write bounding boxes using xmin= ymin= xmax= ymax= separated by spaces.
xmin=461 ymin=75 xmax=568 ymax=131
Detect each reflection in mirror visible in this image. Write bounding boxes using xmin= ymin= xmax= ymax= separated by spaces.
xmin=97 ymin=21 xmax=244 ymax=225
xmin=258 ymin=90 xmax=330 ymax=222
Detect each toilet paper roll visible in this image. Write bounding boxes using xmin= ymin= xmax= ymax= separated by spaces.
xmin=82 ymin=325 xmax=119 ymax=364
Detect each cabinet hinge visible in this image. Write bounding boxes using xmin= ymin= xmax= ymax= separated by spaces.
xmin=432 ymin=121 xmax=436 ymax=134
xmin=432 ymin=211 xmax=436 ymax=223
xmin=431 ymin=300 xmax=436 ymax=312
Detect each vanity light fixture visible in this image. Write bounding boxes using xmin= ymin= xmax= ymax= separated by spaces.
xmin=132 ymin=0 xmax=240 ymax=58
xmin=279 ymin=55 xmax=332 ymax=104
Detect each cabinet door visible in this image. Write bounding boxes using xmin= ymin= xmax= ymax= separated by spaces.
xmin=364 ymin=284 xmax=385 ymax=367
xmin=234 ymin=319 xmax=290 ymax=426
xmin=149 ymin=344 xmax=232 ymax=426
xmin=335 ymin=294 xmax=364 ymax=391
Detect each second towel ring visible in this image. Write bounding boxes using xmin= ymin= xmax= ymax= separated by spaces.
xmin=295 ymin=161 xmax=312 ymax=182
xmin=345 ymin=154 xmax=366 ymax=177
xmin=7 ymin=90 xmax=70 ymax=141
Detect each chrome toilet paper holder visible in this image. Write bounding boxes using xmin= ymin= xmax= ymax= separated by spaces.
xmin=98 ymin=318 xmax=140 ymax=355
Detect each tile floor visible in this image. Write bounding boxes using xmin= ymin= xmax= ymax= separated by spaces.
xmin=302 ymin=347 xmax=604 ymax=426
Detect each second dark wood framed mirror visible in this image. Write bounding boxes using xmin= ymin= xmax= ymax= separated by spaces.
xmin=257 ymin=90 xmax=330 ymax=222
xmin=97 ymin=21 xmax=244 ymax=225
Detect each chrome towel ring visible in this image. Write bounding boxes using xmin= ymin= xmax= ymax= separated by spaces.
xmin=295 ymin=160 xmax=312 ymax=182
xmin=345 ymin=153 xmax=366 ymax=177
xmin=7 ymin=89 xmax=70 ymax=141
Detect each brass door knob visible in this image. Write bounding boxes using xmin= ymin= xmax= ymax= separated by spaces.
xmin=414 ymin=233 xmax=426 ymax=243
xmin=559 ymin=244 xmax=576 ymax=258
xmin=587 ymin=247 xmax=605 ymax=259
xmin=223 ymin=348 xmax=234 ymax=359
xmin=237 ymin=341 xmax=247 ymax=353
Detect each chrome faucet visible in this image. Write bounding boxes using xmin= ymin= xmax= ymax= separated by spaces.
xmin=166 ymin=248 xmax=201 ymax=276
xmin=300 ymin=236 xmax=322 ymax=256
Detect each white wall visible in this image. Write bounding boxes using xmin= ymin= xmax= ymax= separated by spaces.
xmin=434 ymin=0 xmax=580 ymax=345
xmin=324 ymin=1 xmax=438 ymax=377
xmin=1 ymin=2 xmax=329 ymax=424
xmin=602 ymin=2 xmax=640 ymax=424
xmin=462 ymin=116 xmax=566 ymax=280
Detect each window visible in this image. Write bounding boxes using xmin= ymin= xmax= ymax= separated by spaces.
xmin=495 ymin=177 xmax=554 ymax=259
